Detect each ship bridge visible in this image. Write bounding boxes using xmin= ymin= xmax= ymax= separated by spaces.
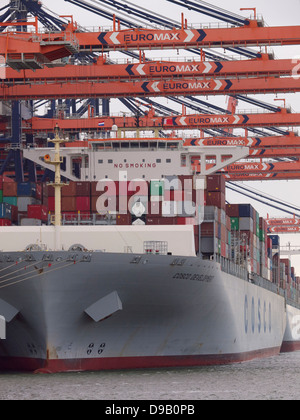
xmin=23 ymin=137 xmax=249 ymax=182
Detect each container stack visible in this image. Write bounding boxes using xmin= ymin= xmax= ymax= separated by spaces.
xmin=269 ymin=235 xmax=280 ymax=285
xmin=200 ymin=174 xmax=230 ymax=258
xmin=225 ymin=203 xmax=272 ymax=281
xmin=0 ymin=177 xmax=299 ymax=301
xmin=146 ymin=178 xmax=178 ymax=226
xmin=0 ymin=177 xmax=43 ymax=226
xmin=279 ymin=258 xmax=300 ymax=301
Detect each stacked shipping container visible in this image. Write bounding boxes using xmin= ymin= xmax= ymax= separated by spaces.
xmin=226 ymin=202 xmax=270 ymax=280
xmin=268 ymin=234 xmax=300 ymax=302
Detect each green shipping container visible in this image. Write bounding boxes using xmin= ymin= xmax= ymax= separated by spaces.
xmin=3 ymin=196 xmax=18 ymax=206
xmin=150 ymin=180 xmax=164 ymax=196
xmin=259 ymin=228 xmax=265 ymax=242
xmin=230 ymin=217 xmax=239 ymax=231
xmin=0 ymin=190 xmax=2 ymax=203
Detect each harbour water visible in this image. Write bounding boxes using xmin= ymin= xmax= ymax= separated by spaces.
xmin=0 ymin=352 xmax=299 ymax=400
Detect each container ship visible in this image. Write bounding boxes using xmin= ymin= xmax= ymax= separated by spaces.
xmin=0 ymin=135 xmax=299 ymax=373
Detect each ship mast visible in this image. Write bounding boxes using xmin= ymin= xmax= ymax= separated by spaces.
xmin=45 ymin=124 xmax=68 ymax=249
xmin=45 ymin=124 xmax=68 ymax=226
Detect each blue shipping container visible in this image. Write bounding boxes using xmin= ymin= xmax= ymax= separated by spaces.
xmin=0 ymin=203 xmax=12 ymax=220
xmin=17 ymin=182 xmax=36 ymax=197
xmin=238 ymin=204 xmax=253 ymax=218
xmin=269 ymin=235 xmax=280 ymax=247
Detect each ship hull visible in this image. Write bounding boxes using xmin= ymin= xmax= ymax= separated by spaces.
xmin=0 ymin=251 xmax=286 ymax=373
xmin=281 ymin=304 xmax=300 ymax=353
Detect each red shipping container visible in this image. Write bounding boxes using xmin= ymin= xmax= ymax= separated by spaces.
xmin=91 ymin=196 xmax=97 ymax=212
xmin=62 ymin=182 xmax=76 ymax=197
xmin=10 ymin=205 xmax=18 ymax=223
xmin=48 ymin=197 xmax=55 ymax=212
xmin=44 ymin=183 xmax=55 ymax=198
xmin=146 ymin=217 xmax=160 ymax=225
xmin=157 ymin=217 xmax=178 ymax=225
xmin=0 ymin=219 xmax=12 ymax=226
xmin=226 ymin=204 xmax=239 ymax=217
xmin=76 ymin=196 xmax=90 ymax=212
xmin=62 ymin=196 xmax=77 ymax=212
xmin=28 ymin=205 xmax=48 ymax=221
xmin=207 ymin=174 xmax=225 ymax=193
xmin=35 ymin=183 xmax=43 ymax=201
xmin=116 ymin=214 xmax=132 ymax=225
xmin=75 ymin=182 xmax=90 ymax=196
xmin=206 ymin=192 xmax=225 ymax=209
xmin=177 ymin=217 xmax=196 ymax=225
xmin=146 ymin=216 xmax=177 ymax=225
xmin=3 ymin=182 xmax=17 ymax=197
xmin=200 ymin=222 xmax=215 ymax=237
xmin=91 ymin=182 xmax=98 ymax=197
xmin=1 ymin=175 xmax=14 ymax=186
xmin=221 ymin=241 xmax=226 ymax=257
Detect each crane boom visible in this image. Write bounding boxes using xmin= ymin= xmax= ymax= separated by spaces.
xmin=1 ymin=76 xmax=300 ymax=100
xmin=2 ymin=56 xmax=298 ymax=83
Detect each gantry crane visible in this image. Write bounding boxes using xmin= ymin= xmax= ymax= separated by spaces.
xmin=22 ymin=108 xmax=300 ymax=133
xmin=1 ymin=76 xmax=300 ymax=101
xmin=1 ymin=0 xmax=300 ymax=184
xmin=3 ymin=55 xmax=298 ymax=83
xmin=1 ymin=19 xmax=300 ymax=70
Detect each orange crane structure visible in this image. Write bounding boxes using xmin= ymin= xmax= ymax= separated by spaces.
xmin=1 ymin=20 xmax=300 ymax=70
xmin=25 ymin=108 xmax=300 ymax=132
xmin=266 ymin=217 xmax=300 ymax=234
xmin=3 ymin=54 xmax=298 ymax=82
xmin=0 ymin=0 xmax=300 ymax=187
xmin=1 ymin=76 xmax=300 ymax=101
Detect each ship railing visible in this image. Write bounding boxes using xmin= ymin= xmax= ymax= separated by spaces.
xmin=250 ymin=273 xmax=279 ymax=295
xmin=218 ymin=255 xmax=248 ymax=281
xmin=48 ymin=213 xmax=117 ymax=226
xmin=81 ymin=21 xmax=238 ymax=33
xmin=286 ymin=297 xmax=300 ymax=311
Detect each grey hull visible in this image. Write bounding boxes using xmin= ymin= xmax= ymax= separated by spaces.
xmin=0 ymin=251 xmax=286 ymax=372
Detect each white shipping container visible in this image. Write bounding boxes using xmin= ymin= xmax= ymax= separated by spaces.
xmin=17 ymin=197 xmax=39 ymax=212
xmin=239 ymin=217 xmax=253 ymax=232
